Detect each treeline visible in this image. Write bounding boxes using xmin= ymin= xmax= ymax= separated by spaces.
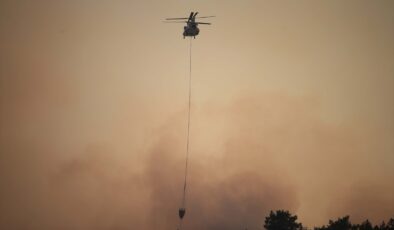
xmin=264 ymin=210 xmax=394 ymax=230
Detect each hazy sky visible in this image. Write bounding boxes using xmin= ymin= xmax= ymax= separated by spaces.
xmin=0 ymin=0 xmax=393 ymax=229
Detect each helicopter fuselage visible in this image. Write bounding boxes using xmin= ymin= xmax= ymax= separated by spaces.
xmin=165 ymin=12 xmax=212 ymax=38
xmin=183 ymin=22 xmax=200 ymax=38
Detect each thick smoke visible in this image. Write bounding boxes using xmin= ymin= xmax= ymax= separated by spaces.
xmin=144 ymin=119 xmax=300 ymax=230
xmin=327 ymin=182 xmax=394 ymax=225
xmin=2 ymin=89 xmax=392 ymax=229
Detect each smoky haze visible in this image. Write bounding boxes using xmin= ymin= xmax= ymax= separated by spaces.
xmin=1 ymin=0 xmax=393 ymax=229
xmin=1 ymin=91 xmax=393 ymax=229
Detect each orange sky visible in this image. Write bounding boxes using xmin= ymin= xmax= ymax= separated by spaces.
xmin=0 ymin=0 xmax=393 ymax=229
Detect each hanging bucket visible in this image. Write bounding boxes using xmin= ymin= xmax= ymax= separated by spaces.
xmin=179 ymin=208 xmax=186 ymax=219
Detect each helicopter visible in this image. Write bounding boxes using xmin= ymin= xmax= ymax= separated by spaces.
xmin=165 ymin=12 xmax=214 ymax=39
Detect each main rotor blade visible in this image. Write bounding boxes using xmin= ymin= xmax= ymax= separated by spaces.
xmin=166 ymin=17 xmax=189 ymax=20
xmin=196 ymin=22 xmax=211 ymax=25
xmin=163 ymin=21 xmax=187 ymax=23
xmin=196 ymin=16 xmax=215 ymax=19
xmin=193 ymin=12 xmax=199 ymax=18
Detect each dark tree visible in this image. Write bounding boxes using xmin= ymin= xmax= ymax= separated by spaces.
xmin=264 ymin=210 xmax=303 ymax=230
xmin=263 ymin=210 xmax=394 ymax=230
xmin=357 ymin=220 xmax=374 ymax=230
xmin=379 ymin=219 xmax=394 ymax=230
xmin=315 ymin=216 xmax=352 ymax=230
xmin=387 ymin=219 xmax=394 ymax=230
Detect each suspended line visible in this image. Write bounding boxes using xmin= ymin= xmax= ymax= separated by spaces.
xmin=179 ymin=37 xmax=192 ymax=230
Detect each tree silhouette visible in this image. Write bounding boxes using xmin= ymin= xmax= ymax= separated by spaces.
xmin=356 ymin=220 xmax=374 ymax=230
xmin=379 ymin=218 xmax=394 ymax=230
xmin=264 ymin=210 xmax=303 ymax=230
xmin=315 ymin=216 xmax=352 ymax=230
xmin=263 ymin=210 xmax=393 ymax=230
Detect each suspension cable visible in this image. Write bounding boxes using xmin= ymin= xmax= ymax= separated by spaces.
xmin=179 ymin=37 xmax=192 ymax=230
